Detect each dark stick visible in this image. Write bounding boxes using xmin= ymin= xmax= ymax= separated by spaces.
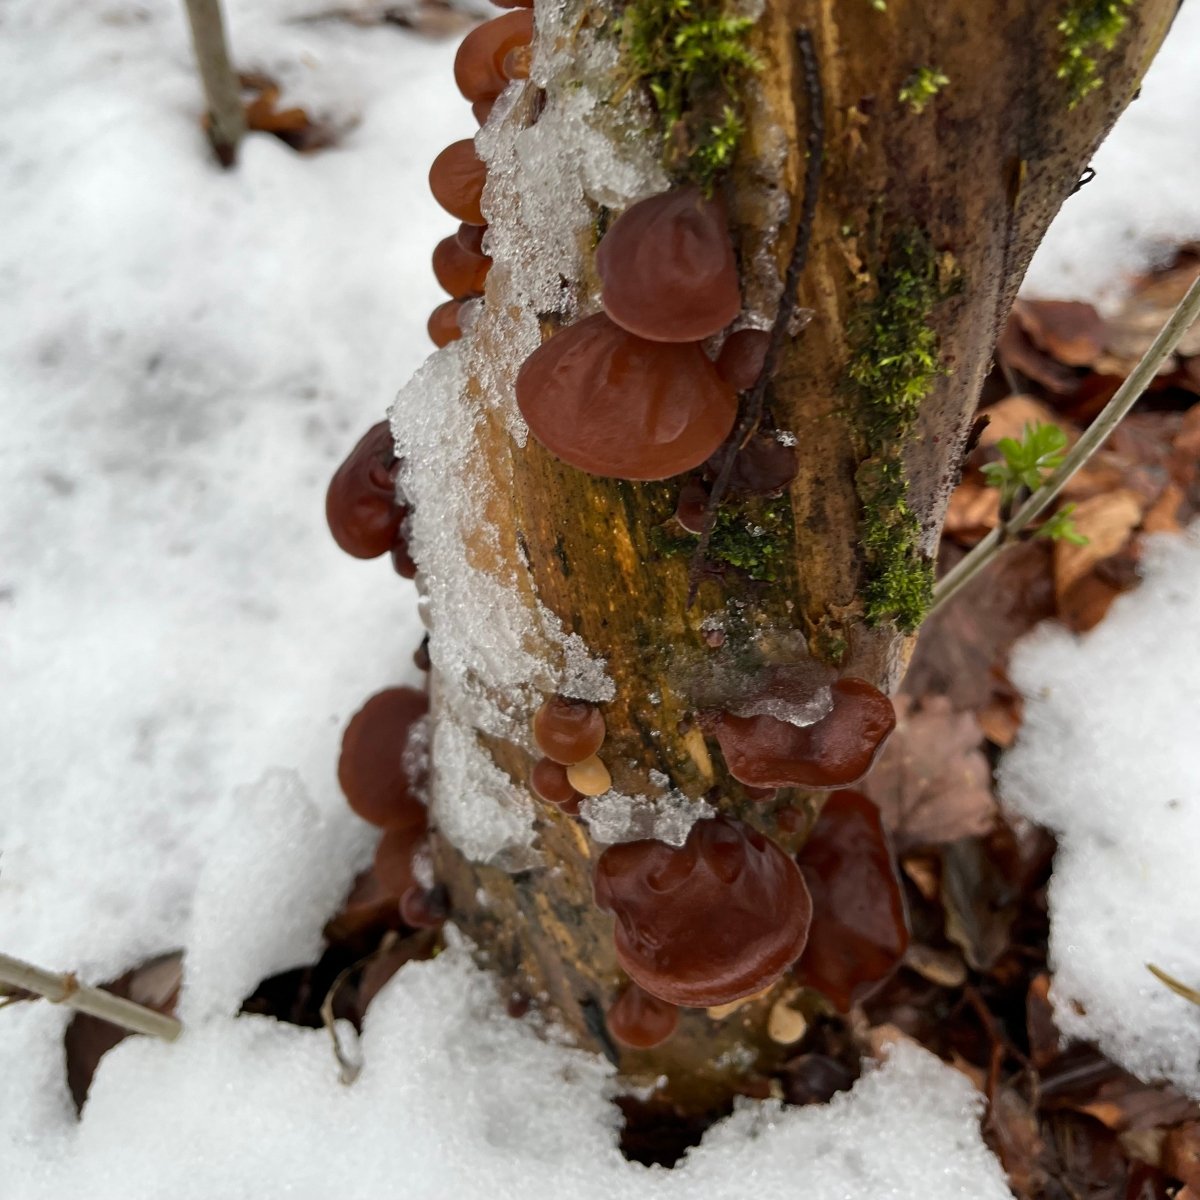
xmin=686 ymin=28 xmax=825 ymax=604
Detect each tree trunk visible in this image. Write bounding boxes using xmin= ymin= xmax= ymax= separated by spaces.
xmin=397 ymin=0 xmax=1176 ymax=1114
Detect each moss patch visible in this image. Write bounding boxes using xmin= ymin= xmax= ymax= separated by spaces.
xmin=615 ymin=0 xmax=760 ymax=188
xmin=844 ymin=234 xmax=959 ymax=632
xmin=898 ymin=67 xmax=949 ymax=114
xmin=1057 ymin=0 xmax=1134 ymax=106
xmin=654 ymin=494 xmax=792 ymax=583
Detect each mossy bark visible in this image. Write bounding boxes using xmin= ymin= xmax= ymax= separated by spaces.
xmin=433 ymin=0 xmax=1176 ymax=1114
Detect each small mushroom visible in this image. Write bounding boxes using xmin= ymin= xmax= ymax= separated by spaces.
xmin=792 ymin=790 xmax=909 ymax=1010
xmin=711 ymin=677 xmax=896 ymax=791
xmin=606 ymin=982 xmax=679 ymax=1049
xmin=593 ymin=815 xmax=812 ymax=1007
xmin=429 ymin=139 xmax=488 ymax=226
xmin=391 ymin=528 xmax=417 ymax=579
xmin=338 ymin=687 xmax=429 ymax=830
xmin=530 ymin=756 xmax=582 ymax=814
xmin=596 ymin=185 xmax=741 ymax=343
xmin=373 ymin=826 xmax=426 ymax=897
xmin=516 ymin=313 xmax=737 ymax=481
xmin=716 ymin=430 xmax=799 ymax=497
xmin=674 ymin=479 xmax=709 ymax=535
xmin=325 ymin=421 xmax=404 ymax=559
xmin=453 ymin=10 xmax=534 ymax=104
xmin=532 ymin=695 xmax=605 ymax=764
xmin=432 ymin=233 xmax=491 ymax=298
xmin=456 ymin=223 xmax=487 ymax=255
xmin=428 ymin=299 xmax=465 ymax=348
xmin=400 ymin=884 xmax=448 ymax=930
xmin=715 ymin=328 xmax=771 ymax=391
xmin=566 ymin=754 xmax=611 ymax=797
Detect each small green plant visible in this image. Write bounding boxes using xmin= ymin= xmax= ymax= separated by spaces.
xmin=1034 ymin=503 xmax=1089 ymax=546
xmin=981 ymin=423 xmax=1087 ymax=544
xmin=898 ymin=67 xmax=949 ymax=114
xmin=1057 ymin=0 xmax=1133 ymax=106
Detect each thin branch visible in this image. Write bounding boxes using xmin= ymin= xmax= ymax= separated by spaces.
xmin=929 ymin=272 xmax=1200 ymax=616
xmin=183 ymin=0 xmax=246 ymax=167
xmin=1148 ymin=962 xmax=1200 ymax=1007
xmin=686 ymin=27 xmax=824 ymax=604
xmin=0 ymin=951 xmax=181 ymax=1042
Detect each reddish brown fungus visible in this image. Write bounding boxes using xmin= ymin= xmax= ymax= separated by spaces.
xmin=338 ymin=687 xmax=429 ymax=830
xmin=391 ymin=530 xmax=417 ymax=579
xmin=515 ymin=313 xmax=737 ymax=481
xmin=429 ymin=140 xmax=488 ymax=226
xmin=502 ymin=44 xmax=532 ymax=81
xmin=711 ymin=677 xmax=896 ymax=791
xmin=792 ymin=790 xmax=909 ymax=1011
xmin=413 ymin=636 xmax=431 ymax=672
xmin=453 ymin=10 xmax=534 ymax=104
xmin=456 ymin=223 xmax=487 ymax=255
xmin=532 ymin=695 xmax=605 ymax=764
xmin=593 ymin=816 xmax=812 ymax=1008
xmin=715 ymin=328 xmax=771 ymax=391
xmin=472 ymin=98 xmax=495 ymax=126
xmin=719 ymin=430 xmax=799 ymax=497
xmin=530 ymin=757 xmax=582 ymax=813
xmin=606 ymin=982 xmax=679 ymax=1049
xmin=432 ymin=233 xmax=491 ymax=298
xmin=400 ymin=885 xmax=448 ymax=930
xmin=373 ymin=827 xmax=425 ymax=897
xmin=428 ymin=299 xmax=465 ymax=348
xmin=325 ymin=421 xmax=404 ymax=559
xmin=674 ymin=479 xmax=709 ymax=535
xmin=596 ymin=185 xmax=741 ymax=343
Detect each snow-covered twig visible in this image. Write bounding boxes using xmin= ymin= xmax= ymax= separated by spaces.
xmin=930 ymin=272 xmax=1200 ymax=615
xmin=183 ymin=0 xmax=245 ymax=167
xmin=0 ymin=951 xmax=182 ymax=1042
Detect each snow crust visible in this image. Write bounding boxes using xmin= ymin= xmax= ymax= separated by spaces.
xmin=1023 ymin=3 xmax=1200 ymax=309
xmin=1001 ymin=527 xmax=1200 ymax=1095
xmin=582 ymin=788 xmax=717 ymax=847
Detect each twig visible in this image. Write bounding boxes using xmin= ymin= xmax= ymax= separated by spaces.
xmin=929 ymin=272 xmax=1200 ymax=616
xmin=183 ymin=0 xmax=246 ymax=167
xmin=686 ymin=28 xmax=824 ymax=604
xmin=1148 ymin=962 xmax=1200 ymax=1006
xmin=0 ymin=951 xmax=181 ymax=1042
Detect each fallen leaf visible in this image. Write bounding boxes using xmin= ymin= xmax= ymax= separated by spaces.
xmin=997 ymin=313 xmax=1082 ymax=396
xmin=1015 ymin=299 xmax=1106 ymax=369
xmin=1053 ymin=488 xmax=1144 ymax=599
xmin=1026 ymin=973 xmax=1061 ymax=1070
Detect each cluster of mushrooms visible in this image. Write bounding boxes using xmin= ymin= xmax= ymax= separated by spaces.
xmin=322 ymin=1 xmax=914 ymax=1060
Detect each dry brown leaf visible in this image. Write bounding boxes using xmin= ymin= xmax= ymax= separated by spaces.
xmin=988 ymin=1085 xmax=1050 ymax=1198
xmin=978 ymin=394 xmax=1074 ymax=447
xmin=1026 ymin=973 xmax=1061 ymax=1070
xmin=862 ymin=695 xmax=996 ymax=850
xmin=904 ymin=943 xmax=968 ymax=988
xmin=1076 ymin=1078 xmax=1198 ymax=1133
xmin=996 ymin=314 xmax=1082 ymax=396
xmin=1015 ymin=299 xmax=1106 ymax=369
xmin=1164 ymin=1124 xmax=1200 ymax=1191
xmin=943 ymin=480 xmax=1001 ymax=542
xmin=1142 ymin=483 xmax=1184 ymax=535
xmin=1105 ymin=261 xmax=1200 ymax=363
xmin=1053 ymin=488 xmax=1144 ymax=599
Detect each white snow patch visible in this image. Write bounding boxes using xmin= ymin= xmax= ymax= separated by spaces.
xmin=582 ymin=788 xmax=717 ymax=847
xmin=1001 ymin=526 xmax=1200 ymax=1095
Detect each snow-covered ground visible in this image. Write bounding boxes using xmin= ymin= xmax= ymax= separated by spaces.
xmin=1 ymin=0 xmax=1199 ymax=1194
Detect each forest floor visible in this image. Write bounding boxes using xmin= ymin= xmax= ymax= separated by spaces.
xmin=1 ymin=1 xmax=1200 ymax=1197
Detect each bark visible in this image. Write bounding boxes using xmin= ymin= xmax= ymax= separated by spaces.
xmin=183 ymin=0 xmax=245 ymax=167
xmin=430 ymin=0 xmax=1176 ymax=1113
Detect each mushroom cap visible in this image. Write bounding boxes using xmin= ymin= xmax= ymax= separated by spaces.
xmin=391 ymin=531 xmax=417 ymax=579
xmin=712 ymin=677 xmax=896 ymax=790
xmin=606 ymin=982 xmax=679 ymax=1050
xmin=516 ymin=313 xmax=737 ymax=481
xmin=428 ymin=299 xmax=465 ymax=348
xmin=433 ymin=233 xmax=491 ymax=298
xmin=792 ymin=790 xmax=909 ymax=1010
xmin=715 ymin=328 xmax=771 ymax=391
xmin=718 ymin=430 xmax=799 ymax=497
xmin=429 ymin=139 xmax=488 ymax=226
xmin=325 ymin=421 xmax=404 ymax=559
xmin=453 ymin=10 xmax=533 ymax=104
xmin=456 ymin=223 xmax=487 ymax=255
xmin=594 ymin=815 xmax=812 ymax=1007
xmin=373 ymin=827 xmax=426 ymax=898
xmin=400 ymin=885 xmax=448 ymax=929
xmin=530 ymin=757 xmax=582 ymax=813
xmin=596 ymin=185 xmax=741 ymax=342
xmin=674 ymin=480 xmax=709 ymax=535
xmin=338 ymin=687 xmax=429 ymax=830
xmin=532 ymin=695 xmax=606 ymax=764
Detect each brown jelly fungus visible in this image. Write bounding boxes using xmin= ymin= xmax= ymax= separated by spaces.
xmin=516 ymin=312 xmax=737 ymax=481
xmin=428 ymin=299 xmax=465 ymax=348
xmin=456 ymin=223 xmax=487 ymax=255
xmin=532 ymin=695 xmax=605 ymax=764
xmin=712 ymin=678 xmax=896 ymax=791
xmin=596 ymin=185 xmax=741 ymax=343
xmin=606 ymin=982 xmax=679 ymax=1049
xmin=373 ymin=827 xmax=425 ymax=897
xmin=400 ymin=885 xmax=448 ymax=930
xmin=454 ymin=10 xmax=534 ymax=104
xmin=721 ymin=431 xmax=799 ymax=497
xmin=674 ymin=480 xmax=709 ymax=535
xmin=429 ymin=139 xmax=488 ymax=226
xmin=530 ymin=757 xmax=582 ymax=814
xmin=338 ymin=687 xmax=429 ymax=830
xmin=593 ymin=816 xmax=812 ymax=1007
xmin=391 ymin=530 xmax=417 ymax=579
xmin=792 ymin=790 xmax=909 ymax=1010
xmin=325 ymin=421 xmax=403 ymax=559
xmin=715 ymin=328 xmax=771 ymax=391
xmin=433 ymin=233 xmax=491 ymax=299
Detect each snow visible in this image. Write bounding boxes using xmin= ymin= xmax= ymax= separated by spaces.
xmin=1023 ymin=2 xmax=1200 ymax=309
xmin=1001 ymin=527 xmax=1200 ymax=1096
xmin=582 ymin=787 xmax=716 ymax=847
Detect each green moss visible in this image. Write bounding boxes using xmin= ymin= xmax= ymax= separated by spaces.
xmin=898 ymin=66 xmax=949 ymax=114
xmin=653 ymin=494 xmax=792 ymax=582
xmin=615 ymin=0 xmax=760 ymax=188
xmin=1057 ymin=0 xmax=1133 ymax=106
xmin=844 ymin=234 xmax=958 ymax=632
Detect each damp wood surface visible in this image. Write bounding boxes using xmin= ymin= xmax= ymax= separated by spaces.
xmin=434 ymin=0 xmax=1177 ymax=1113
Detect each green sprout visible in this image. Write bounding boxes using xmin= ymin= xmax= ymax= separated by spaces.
xmin=1057 ymin=0 xmax=1133 ymax=106
xmin=981 ymin=422 xmax=1069 ymax=509
xmin=898 ymin=67 xmax=949 ymax=114
xmin=1034 ymin=503 xmax=1089 ymax=546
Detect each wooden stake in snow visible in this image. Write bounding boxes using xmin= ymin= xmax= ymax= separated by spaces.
xmin=0 ymin=951 xmax=182 ymax=1042
xmin=183 ymin=0 xmax=245 ymax=168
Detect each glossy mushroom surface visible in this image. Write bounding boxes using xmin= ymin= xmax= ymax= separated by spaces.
xmin=721 ymin=430 xmax=799 ymax=496
xmin=606 ymin=982 xmax=679 ymax=1049
xmin=338 ymin=687 xmax=429 ymax=830
xmin=533 ymin=695 xmax=605 ymax=764
xmin=428 ymin=299 xmax=465 ymax=348
xmin=325 ymin=421 xmax=404 ymax=559
xmin=792 ymin=790 xmax=909 ymax=1010
xmin=373 ymin=826 xmax=426 ymax=897
xmin=711 ymin=677 xmax=896 ymax=791
xmin=715 ymin=328 xmax=770 ymax=391
xmin=593 ymin=816 xmax=812 ymax=1007
xmin=429 ymin=139 xmax=488 ymax=226
xmin=530 ymin=756 xmax=582 ymax=814
xmin=453 ymin=10 xmax=534 ymax=104
xmin=432 ymin=233 xmax=491 ymax=298
xmin=516 ymin=313 xmax=737 ymax=481
xmin=596 ymin=185 xmax=741 ymax=342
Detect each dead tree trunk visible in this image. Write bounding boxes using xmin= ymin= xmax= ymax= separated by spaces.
xmin=399 ymin=0 xmax=1176 ymax=1113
